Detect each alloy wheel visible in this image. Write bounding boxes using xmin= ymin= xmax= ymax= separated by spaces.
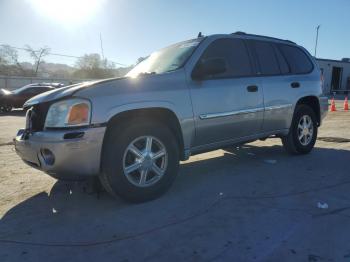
xmin=297 ymin=115 xmax=314 ymax=146
xmin=122 ymin=136 xmax=168 ymax=187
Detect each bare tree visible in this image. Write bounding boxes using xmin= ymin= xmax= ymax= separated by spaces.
xmin=25 ymin=45 xmax=50 ymax=76
xmin=0 ymin=45 xmax=25 ymax=75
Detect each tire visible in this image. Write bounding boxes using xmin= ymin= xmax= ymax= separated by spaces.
xmin=282 ymin=104 xmax=318 ymax=155
xmin=100 ymin=119 xmax=180 ymax=203
xmin=0 ymin=105 xmax=11 ymax=113
xmin=4 ymin=106 xmax=12 ymax=112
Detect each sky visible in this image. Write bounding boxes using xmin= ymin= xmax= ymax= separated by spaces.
xmin=0 ymin=0 xmax=349 ymax=66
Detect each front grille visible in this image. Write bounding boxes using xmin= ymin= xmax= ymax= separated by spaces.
xmin=26 ymin=102 xmax=50 ymax=132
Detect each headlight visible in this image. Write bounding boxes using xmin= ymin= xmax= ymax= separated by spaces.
xmin=45 ymin=98 xmax=91 ymax=128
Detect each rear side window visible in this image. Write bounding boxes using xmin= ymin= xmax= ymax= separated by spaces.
xmin=200 ymin=38 xmax=253 ymax=78
xmin=37 ymin=87 xmax=51 ymax=92
xmin=252 ymin=41 xmax=280 ymax=75
xmin=21 ymin=87 xmax=36 ymax=94
xmin=278 ymin=44 xmax=313 ymax=74
xmin=273 ymin=45 xmax=290 ymax=74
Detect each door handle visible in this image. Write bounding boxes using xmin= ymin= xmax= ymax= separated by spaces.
xmin=247 ymin=85 xmax=258 ymax=92
xmin=291 ymin=82 xmax=300 ymax=88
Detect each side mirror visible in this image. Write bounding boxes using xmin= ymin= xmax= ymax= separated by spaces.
xmin=192 ymin=58 xmax=227 ymax=80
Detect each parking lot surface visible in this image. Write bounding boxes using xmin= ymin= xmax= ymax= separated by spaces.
xmin=0 ymin=100 xmax=350 ymax=262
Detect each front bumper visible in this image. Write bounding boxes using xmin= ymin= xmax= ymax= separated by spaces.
xmin=14 ymin=127 xmax=106 ymax=180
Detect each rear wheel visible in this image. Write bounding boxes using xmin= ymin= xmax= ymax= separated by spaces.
xmin=100 ymin=119 xmax=179 ymax=203
xmin=282 ymin=105 xmax=318 ymax=154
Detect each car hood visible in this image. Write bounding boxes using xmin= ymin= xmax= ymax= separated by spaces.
xmin=0 ymin=88 xmax=12 ymax=96
xmin=23 ymin=78 xmax=126 ymax=108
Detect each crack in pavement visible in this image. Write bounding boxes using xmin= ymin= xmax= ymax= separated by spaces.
xmin=318 ymin=137 xmax=350 ymax=143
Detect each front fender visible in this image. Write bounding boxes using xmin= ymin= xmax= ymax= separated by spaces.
xmin=106 ymin=100 xmax=178 ymax=121
xmin=99 ymin=101 xmax=194 ymax=157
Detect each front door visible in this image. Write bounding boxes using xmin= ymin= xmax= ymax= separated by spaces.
xmin=188 ymin=38 xmax=264 ymax=147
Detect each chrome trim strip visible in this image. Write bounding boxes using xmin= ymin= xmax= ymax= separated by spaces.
xmin=199 ymin=104 xmax=292 ymax=120
xmin=265 ymin=104 xmax=293 ymax=111
xmin=199 ymin=107 xmax=264 ymax=120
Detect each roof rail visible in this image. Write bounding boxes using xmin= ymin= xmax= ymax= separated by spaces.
xmin=231 ymin=31 xmax=296 ymax=44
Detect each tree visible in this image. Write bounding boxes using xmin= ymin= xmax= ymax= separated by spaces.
xmin=25 ymin=45 xmax=50 ymax=76
xmin=0 ymin=45 xmax=25 ymax=75
xmin=73 ymin=53 xmax=116 ymax=79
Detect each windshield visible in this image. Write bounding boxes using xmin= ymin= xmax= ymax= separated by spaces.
xmin=126 ymin=38 xmax=203 ymax=77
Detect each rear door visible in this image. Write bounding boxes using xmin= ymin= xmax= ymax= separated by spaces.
xmin=247 ymin=40 xmax=294 ymax=132
xmin=249 ymin=41 xmax=314 ymax=132
xmin=188 ymin=38 xmax=264 ymax=147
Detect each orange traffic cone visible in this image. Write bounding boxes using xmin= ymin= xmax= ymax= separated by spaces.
xmin=344 ymin=96 xmax=349 ymax=111
xmin=330 ymin=97 xmax=337 ymax=112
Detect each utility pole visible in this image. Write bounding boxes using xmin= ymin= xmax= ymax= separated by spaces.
xmin=314 ymin=25 xmax=321 ymax=57
xmin=100 ymin=33 xmax=105 ymax=60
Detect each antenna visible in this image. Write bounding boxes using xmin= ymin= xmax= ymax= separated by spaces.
xmin=100 ymin=33 xmax=105 ymax=60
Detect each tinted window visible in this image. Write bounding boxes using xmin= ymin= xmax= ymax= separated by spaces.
xmin=36 ymin=87 xmax=51 ymax=93
xmin=20 ymin=87 xmax=37 ymax=94
xmin=279 ymin=44 xmax=313 ymax=74
xmin=200 ymin=38 xmax=253 ymax=78
xmin=273 ymin=45 xmax=290 ymax=74
xmin=20 ymin=87 xmax=48 ymax=94
xmin=253 ymin=41 xmax=280 ymax=75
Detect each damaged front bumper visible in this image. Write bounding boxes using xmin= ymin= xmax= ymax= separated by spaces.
xmin=14 ymin=127 xmax=106 ymax=180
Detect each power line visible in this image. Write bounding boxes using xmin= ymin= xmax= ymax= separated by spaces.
xmin=0 ymin=44 xmax=127 ymax=66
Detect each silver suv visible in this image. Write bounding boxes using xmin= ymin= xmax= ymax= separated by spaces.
xmin=15 ymin=32 xmax=328 ymax=202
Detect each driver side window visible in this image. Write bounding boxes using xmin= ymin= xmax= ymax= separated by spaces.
xmin=200 ymin=38 xmax=253 ymax=79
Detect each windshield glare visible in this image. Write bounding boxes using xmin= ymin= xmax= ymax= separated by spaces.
xmin=126 ymin=39 xmax=202 ymax=78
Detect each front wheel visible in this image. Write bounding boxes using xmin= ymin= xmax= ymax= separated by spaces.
xmin=282 ymin=105 xmax=318 ymax=155
xmin=100 ymin=119 xmax=180 ymax=203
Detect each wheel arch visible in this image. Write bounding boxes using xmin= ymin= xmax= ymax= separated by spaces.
xmin=295 ymin=96 xmax=321 ymax=126
xmin=103 ymin=106 xmax=186 ymax=161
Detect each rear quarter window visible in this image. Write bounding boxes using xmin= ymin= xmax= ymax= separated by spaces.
xmin=278 ymin=44 xmax=313 ymax=74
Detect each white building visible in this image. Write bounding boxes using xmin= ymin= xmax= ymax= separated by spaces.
xmin=317 ymin=58 xmax=350 ymax=94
